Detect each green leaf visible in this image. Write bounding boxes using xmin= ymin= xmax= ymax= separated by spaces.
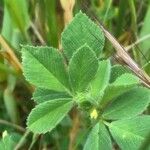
xmin=143 ymin=61 xmax=150 ymax=76
xmin=100 ymin=73 xmax=139 ymax=106
xmin=33 ymin=88 xmax=72 ymax=103
xmin=0 ymin=132 xmax=21 ymax=150
xmin=4 ymin=0 xmax=29 ymax=36
xmin=109 ymin=116 xmax=150 ymax=150
xmin=27 ymin=98 xmax=73 ymax=134
xmin=61 ymin=11 xmax=105 ymax=59
xmin=90 ymin=59 xmax=111 ymax=99
xmin=45 ymin=0 xmax=58 ymax=47
xmin=69 ymin=44 xmax=98 ymax=93
xmin=103 ymin=87 xmax=150 ymax=120
xmin=4 ymin=88 xmax=19 ymax=124
xmin=139 ymin=3 xmax=150 ymax=63
xmin=84 ymin=121 xmax=112 ymax=150
xmin=0 ymin=136 xmax=15 ymax=150
xmin=1 ymin=4 xmax=12 ymax=41
xmin=110 ymin=65 xmax=131 ymax=83
xmin=22 ymin=46 xmax=70 ymax=92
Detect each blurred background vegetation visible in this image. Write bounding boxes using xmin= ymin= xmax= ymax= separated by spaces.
xmin=0 ymin=0 xmax=150 ymax=149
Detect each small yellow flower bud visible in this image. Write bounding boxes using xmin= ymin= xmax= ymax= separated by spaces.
xmin=90 ymin=109 xmax=98 ymax=119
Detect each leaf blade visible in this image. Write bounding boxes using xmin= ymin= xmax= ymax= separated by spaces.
xmin=69 ymin=44 xmax=98 ymax=93
xmin=103 ymin=87 xmax=150 ymax=120
xmin=84 ymin=121 xmax=112 ymax=150
xmin=22 ymin=46 xmax=70 ymax=92
xmin=27 ymin=98 xmax=73 ymax=134
xmin=90 ymin=59 xmax=111 ymax=99
xmin=100 ymin=73 xmax=139 ymax=105
xmin=33 ymin=88 xmax=72 ymax=103
xmin=109 ymin=116 xmax=150 ymax=150
xmin=4 ymin=0 xmax=29 ymax=35
xmin=61 ymin=11 xmax=105 ymax=59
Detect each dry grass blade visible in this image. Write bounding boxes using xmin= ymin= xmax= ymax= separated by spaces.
xmin=100 ymin=25 xmax=150 ymax=88
xmin=30 ymin=21 xmax=46 ymax=45
xmin=0 ymin=35 xmax=22 ymax=72
xmin=60 ymin=0 xmax=75 ymax=25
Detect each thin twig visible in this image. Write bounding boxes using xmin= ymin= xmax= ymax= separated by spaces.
xmin=87 ymin=9 xmax=150 ymax=87
xmin=125 ymin=34 xmax=150 ymax=51
xmin=30 ymin=21 xmax=46 ymax=45
xmin=0 ymin=119 xmax=25 ymax=133
xmin=82 ymin=4 xmax=150 ymax=87
xmin=100 ymin=25 xmax=150 ymax=88
xmin=0 ymin=35 xmax=22 ymax=72
xmin=28 ymin=134 xmax=40 ymax=150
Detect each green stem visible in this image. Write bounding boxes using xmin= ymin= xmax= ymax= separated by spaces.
xmin=0 ymin=119 xmax=25 ymax=133
xmin=116 ymin=0 xmax=127 ymax=36
xmin=28 ymin=134 xmax=39 ymax=150
xmin=103 ymin=0 xmax=112 ymax=23
xmin=103 ymin=121 xmax=110 ymax=127
xmin=14 ymin=130 xmax=31 ymax=150
xmin=128 ymin=0 xmax=137 ymax=34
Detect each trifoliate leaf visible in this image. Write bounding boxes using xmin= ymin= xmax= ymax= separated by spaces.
xmin=22 ymin=46 xmax=70 ymax=92
xmin=69 ymin=44 xmax=98 ymax=93
xmin=61 ymin=11 xmax=105 ymax=59
xmin=109 ymin=116 xmax=150 ymax=150
xmin=27 ymin=98 xmax=74 ymax=133
xmin=103 ymin=87 xmax=150 ymax=120
xmin=84 ymin=121 xmax=112 ymax=150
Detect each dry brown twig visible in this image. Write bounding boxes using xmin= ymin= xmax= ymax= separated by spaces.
xmin=30 ymin=21 xmax=46 ymax=45
xmin=69 ymin=109 xmax=80 ymax=150
xmin=0 ymin=35 xmax=22 ymax=72
xmin=100 ymin=25 xmax=150 ymax=88
xmin=82 ymin=3 xmax=150 ymax=88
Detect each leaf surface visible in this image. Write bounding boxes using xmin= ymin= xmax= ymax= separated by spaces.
xmin=0 ymin=132 xmax=21 ymax=150
xmin=33 ymin=88 xmax=72 ymax=103
xmin=4 ymin=0 xmax=29 ymax=34
xmin=84 ymin=121 xmax=112 ymax=150
xmin=109 ymin=116 xmax=150 ymax=150
xmin=139 ymin=4 xmax=150 ymax=63
xmin=103 ymin=87 xmax=150 ymax=119
xmin=22 ymin=46 xmax=70 ymax=92
xmin=90 ymin=59 xmax=111 ymax=99
xmin=69 ymin=45 xmax=98 ymax=93
xmin=100 ymin=73 xmax=139 ymax=105
xmin=110 ymin=65 xmax=131 ymax=83
xmin=27 ymin=98 xmax=73 ymax=133
xmin=61 ymin=11 xmax=105 ymax=59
